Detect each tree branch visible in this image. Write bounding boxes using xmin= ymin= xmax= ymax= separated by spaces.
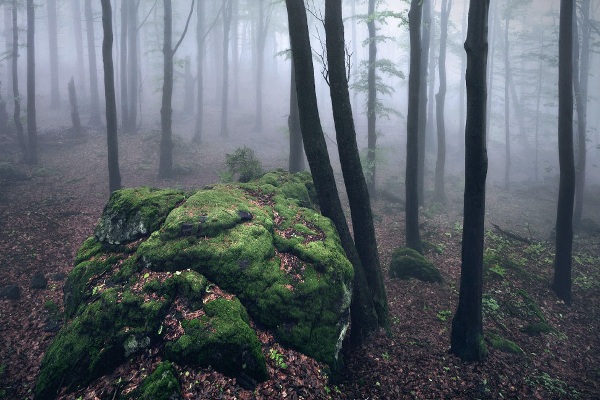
xmin=173 ymin=0 xmax=195 ymax=55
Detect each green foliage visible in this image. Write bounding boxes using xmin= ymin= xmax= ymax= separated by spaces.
xmin=43 ymin=301 xmax=60 ymax=315
xmin=485 ymin=331 xmax=524 ymax=355
xmin=139 ymin=361 xmax=181 ymax=400
xmin=269 ymin=348 xmax=288 ymax=369
xmin=525 ymin=372 xmax=579 ymax=397
xmin=436 ymin=310 xmax=452 ymax=322
xmin=224 ymin=146 xmax=264 ymax=183
xmin=521 ymin=322 xmax=555 ymax=336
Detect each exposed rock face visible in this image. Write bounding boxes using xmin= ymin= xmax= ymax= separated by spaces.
xmin=36 ymin=171 xmax=353 ymax=400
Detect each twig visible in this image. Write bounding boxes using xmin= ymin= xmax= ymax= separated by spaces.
xmin=491 ymin=223 xmax=532 ymax=244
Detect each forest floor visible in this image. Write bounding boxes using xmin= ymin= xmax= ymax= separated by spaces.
xmin=1 ymin=123 xmax=600 ymax=399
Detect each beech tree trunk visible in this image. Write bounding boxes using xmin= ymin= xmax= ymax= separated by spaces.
xmin=417 ymin=0 xmax=431 ymax=206
xmin=48 ymin=0 xmax=60 ymax=108
xmin=159 ymin=0 xmax=175 ymax=178
xmin=366 ymin=0 xmax=377 ymax=196
xmin=288 ymin=60 xmax=304 ymax=173
xmin=406 ymin=0 xmax=423 ymax=254
xmin=193 ymin=0 xmax=204 ymax=143
xmin=68 ymin=77 xmax=83 ymax=137
xmin=85 ymin=0 xmax=102 ymax=126
xmin=27 ymin=0 xmax=37 ymax=164
xmin=552 ymin=0 xmax=575 ymax=305
xmin=12 ymin=1 xmax=27 ymax=159
xmin=325 ymin=0 xmax=389 ymax=333
xmin=127 ymin=0 xmax=138 ymax=133
xmin=254 ymin=0 xmax=268 ymax=132
xmin=120 ymin=0 xmax=129 ymax=131
xmin=220 ymin=0 xmax=232 ymax=138
xmin=284 ymin=0 xmax=379 ymax=349
xmin=71 ymin=0 xmax=86 ymax=96
xmin=450 ymin=0 xmax=490 ymax=362
xmin=504 ymin=16 xmax=511 ymax=191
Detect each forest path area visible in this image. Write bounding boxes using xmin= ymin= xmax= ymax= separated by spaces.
xmin=1 ymin=125 xmax=599 ymax=399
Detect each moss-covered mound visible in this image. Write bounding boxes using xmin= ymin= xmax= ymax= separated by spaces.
xmin=388 ymin=247 xmax=443 ymax=283
xmin=36 ymin=171 xmax=352 ymax=399
xmin=485 ymin=331 xmax=524 ymax=355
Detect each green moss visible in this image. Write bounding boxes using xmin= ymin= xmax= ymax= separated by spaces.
xmin=388 ymin=247 xmax=443 ymax=283
xmin=166 ymin=297 xmax=268 ymax=381
xmin=485 ymin=331 xmax=524 ymax=355
xmin=74 ymin=236 xmax=103 ymax=264
xmin=43 ymin=300 xmax=60 ymax=315
xmin=138 ymin=361 xmax=181 ymax=400
xmin=521 ymin=322 xmax=556 ymax=336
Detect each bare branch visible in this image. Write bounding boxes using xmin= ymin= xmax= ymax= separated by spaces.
xmin=173 ymin=0 xmax=195 ymax=55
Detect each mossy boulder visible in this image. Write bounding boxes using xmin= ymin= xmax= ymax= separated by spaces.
xmin=388 ymin=247 xmax=443 ymax=283
xmin=485 ymin=331 xmax=524 ymax=355
xmin=138 ymin=361 xmax=181 ymax=400
xmin=36 ymin=171 xmax=351 ymax=399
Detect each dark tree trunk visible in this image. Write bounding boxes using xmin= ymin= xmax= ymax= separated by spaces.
xmin=406 ymin=0 xmax=423 ymax=254
xmin=85 ymin=0 xmax=102 ymax=126
xmin=220 ymin=0 xmax=232 ymax=138
xmin=193 ymin=0 xmax=204 ymax=143
xmin=573 ymin=0 xmax=590 ymax=230
xmin=434 ymin=0 xmax=452 ymax=204
xmin=350 ymin=0 xmax=358 ymax=112
xmin=552 ymin=0 xmax=575 ymax=305
xmin=71 ymin=0 xmax=86 ymax=96
xmin=325 ymin=0 xmax=389 ymax=332
xmin=120 ymin=0 xmax=129 ymax=131
xmin=127 ymin=0 xmax=138 ymax=133
xmin=366 ymin=0 xmax=377 ymax=196
xmin=48 ymin=0 xmax=60 ymax=108
xmin=4 ymin=5 xmax=13 ymax=100
xmin=254 ymin=0 xmax=267 ymax=132
xmin=12 ymin=1 xmax=27 ymax=158
xmin=68 ymin=77 xmax=83 ymax=136
xmin=27 ymin=0 xmax=37 ymax=164
xmin=417 ymin=0 xmax=431 ymax=206
xmin=284 ymin=0 xmax=378 ymax=348
xmin=450 ymin=0 xmax=490 ymax=362
xmin=458 ymin=0 xmax=467 ymax=157
xmin=159 ymin=0 xmax=175 ymax=179
xmin=101 ymin=0 xmax=121 ymax=194
xmin=288 ymin=59 xmax=304 ymax=173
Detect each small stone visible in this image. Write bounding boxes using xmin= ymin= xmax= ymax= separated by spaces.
xmin=238 ymin=210 xmax=253 ymax=222
xmin=49 ymin=272 xmax=67 ymax=281
xmin=0 ymin=284 xmax=21 ymax=300
xmin=43 ymin=319 xmax=62 ymax=333
xmin=31 ymin=272 xmax=48 ymax=289
xmin=180 ymin=223 xmax=193 ymax=235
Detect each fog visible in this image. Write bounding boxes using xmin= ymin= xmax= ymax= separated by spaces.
xmin=1 ymin=0 xmax=600 ymax=189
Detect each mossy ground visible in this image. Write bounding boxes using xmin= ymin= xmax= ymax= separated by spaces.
xmin=388 ymin=247 xmax=443 ymax=283
xmin=35 ymin=172 xmax=351 ymax=399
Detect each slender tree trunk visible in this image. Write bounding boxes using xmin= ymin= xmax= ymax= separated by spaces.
xmin=4 ymin=5 xmax=13 ymax=100
xmin=426 ymin=26 xmax=436 ymax=152
xmin=486 ymin=0 xmax=497 ymax=143
xmin=27 ymin=0 xmax=36 ymax=164
xmin=232 ymin=0 xmax=239 ymax=106
xmin=573 ymin=0 xmax=590 ymax=229
xmin=194 ymin=0 xmax=204 ymax=143
xmin=68 ymin=77 xmax=83 ymax=136
xmin=325 ymin=0 xmax=389 ymax=333
xmin=86 ymin=0 xmax=102 ymax=126
xmin=434 ymin=0 xmax=452 ymax=204
xmin=285 ymin=0 xmax=378 ymax=349
xmin=350 ymin=0 xmax=358 ymax=112
xmin=288 ymin=59 xmax=304 ymax=173
xmin=534 ymin=32 xmax=544 ymax=181
xmin=159 ymin=0 xmax=174 ymax=178
xmin=220 ymin=0 xmax=232 ymax=138
xmin=450 ymin=0 xmax=490 ymax=363
xmin=504 ymin=16 xmax=511 ymax=191
xmin=12 ymin=2 xmax=26 ymax=158
xmin=48 ymin=0 xmax=60 ymax=108
xmin=458 ymin=0 xmax=467 ymax=157
xmin=406 ymin=0 xmax=423 ymax=254
xmin=127 ymin=0 xmax=138 ymax=133
xmin=366 ymin=0 xmax=377 ymax=197
xmin=254 ymin=0 xmax=267 ymax=132
xmin=120 ymin=0 xmax=129 ymax=131
xmin=71 ymin=0 xmax=87 ymax=96
xmin=417 ymin=0 xmax=431 ymax=206
xmin=101 ymin=0 xmax=121 ymax=193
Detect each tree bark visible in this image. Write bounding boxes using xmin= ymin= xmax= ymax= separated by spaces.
xmin=127 ymin=0 xmax=138 ymax=133
xmin=406 ymin=0 xmax=423 ymax=254
xmin=450 ymin=0 xmax=490 ymax=362
xmin=101 ymin=0 xmax=121 ymax=194
xmin=27 ymin=0 xmax=37 ymax=164
xmin=85 ymin=0 xmax=102 ymax=126
xmin=12 ymin=1 xmax=27 ymax=159
xmin=417 ymin=0 xmax=431 ymax=206
xmin=254 ymin=0 xmax=268 ymax=132
xmin=159 ymin=0 xmax=175 ymax=179
xmin=47 ymin=0 xmax=60 ymax=108
xmin=68 ymin=77 xmax=83 ymax=137
xmin=325 ymin=0 xmax=389 ymax=333
xmin=285 ymin=0 xmax=379 ymax=349
xmin=504 ymin=16 xmax=511 ymax=191
xmin=434 ymin=0 xmax=453 ymax=204
xmin=552 ymin=0 xmax=575 ymax=305
xmin=366 ymin=0 xmax=377 ymax=196
xmin=4 ymin=5 xmax=13 ymax=99
xmin=288 ymin=59 xmax=304 ymax=173
xmin=193 ymin=0 xmax=204 ymax=143
xmin=71 ymin=0 xmax=86 ymax=96
xmin=220 ymin=0 xmax=232 ymax=138
xmin=120 ymin=0 xmax=129 ymax=131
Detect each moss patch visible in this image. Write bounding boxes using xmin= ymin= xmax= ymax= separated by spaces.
xmin=138 ymin=361 xmax=181 ymax=400
xmin=521 ymin=322 xmax=556 ymax=336
xmin=485 ymin=331 xmax=524 ymax=355
xmin=388 ymin=247 xmax=443 ymax=283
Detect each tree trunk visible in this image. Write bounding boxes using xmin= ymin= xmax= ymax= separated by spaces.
xmin=288 ymin=59 xmax=304 ymax=173
xmin=220 ymin=0 xmax=232 ymax=138
xmin=232 ymin=0 xmax=239 ymax=106
xmin=534 ymin=32 xmax=544 ymax=181
xmin=284 ymin=0 xmax=378 ymax=349
xmin=450 ymin=0 xmax=490 ymax=362
xmin=12 ymin=1 xmax=27 ymax=158
xmin=350 ymin=0 xmax=358 ymax=112
xmin=194 ymin=0 xmax=204 ymax=143
xmin=366 ymin=0 xmax=377 ymax=196
xmin=254 ymin=0 xmax=267 ymax=132
xmin=127 ymin=0 xmax=138 ymax=133
xmin=159 ymin=0 xmax=174 ymax=179
xmin=504 ymin=16 xmax=511 ymax=191
xmin=85 ymin=0 xmax=102 ymax=126
xmin=417 ymin=0 xmax=431 ymax=206
xmin=48 ymin=0 xmax=60 ymax=108
xmin=434 ymin=0 xmax=452 ymax=204
xmin=68 ymin=77 xmax=83 ymax=136
xmin=4 ymin=5 xmax=13 ymax=100
xmin=101 ymin=0 xmax=121 ymax=194
xmin=458 ymin=0 xmax=467 ymax=157
xmin=573 ymin=0 xmax=590 ymax=230
xmin=552 ymin=0 xmax=575 ymax=305
xmin=120 ymin=0 xmax=129 ymax=131
xmin=406 ymin=0 xmax=423 ymax=254
xmin=325 ymin=0 xmax=389 ymax=333
xmin=71 ymin=0 xmax=87 ymax=96
xmin=27 ymin=0 xmax=37 ymax=164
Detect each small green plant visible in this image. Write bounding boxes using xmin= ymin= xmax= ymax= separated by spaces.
xmin=437 ymin=310 xmax=452 ymax=322
xmin=269 ymin=348 xmax=288 ymax=369
xmin=224 ymin=146 xmax=264 ymax=183
xmin=382 ymin=352 xmax=390 ymax=361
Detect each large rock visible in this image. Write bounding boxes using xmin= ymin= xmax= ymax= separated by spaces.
xmin=36 ymin=171 xmax=352 ymax=399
